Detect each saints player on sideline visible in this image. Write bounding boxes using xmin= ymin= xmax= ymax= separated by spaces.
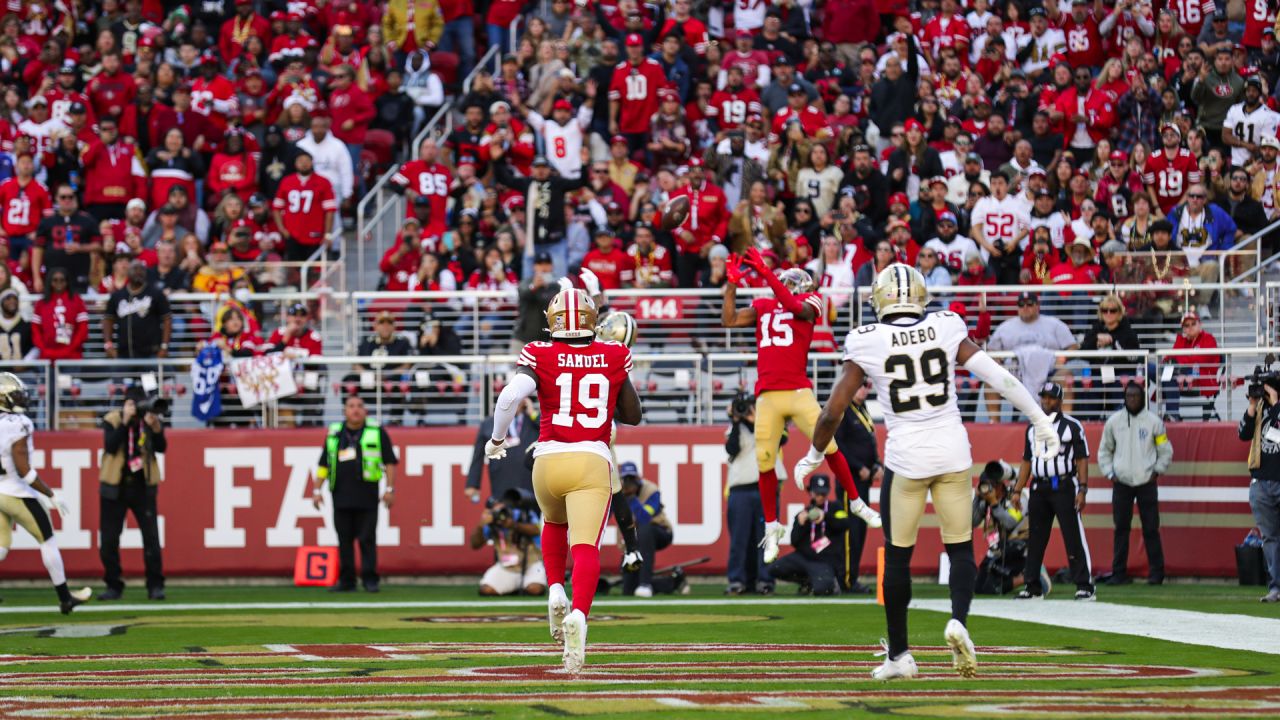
xmin=795 ymin=265 xmax=1061 ymax=681
xmin=485 ymin=288 xmax=642 ymax=673
xmin=722 ymin=247 xmax=880 ymax=565
xmin=596 ymin=310 xmax=645 ymax=574
xmin=0 ymin=373 xmax=91 ymax=614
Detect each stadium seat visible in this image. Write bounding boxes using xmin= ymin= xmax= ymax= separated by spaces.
xmin=429 ymin=51 xmax=460 ymax=91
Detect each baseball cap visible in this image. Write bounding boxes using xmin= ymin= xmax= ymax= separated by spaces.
xmin=1181 ymin=310 xmax=1200 ymax=323
xmin=1109 ymin=149 xmax=1128 ymax=162
xmin=1100 ymin=239 xmax=1126 ymax=254
xmin=888 ymin=192 xmax=909 ymax=207
xmin=736 ymin=29 xmax=753 ymax=39
xmin=553 ymin=98 xmax=573 ymax=111
xmin=126 ymin=198 xmax=147 ymax=212
xmin=1028 ymin=166 xmax=1047 ymax=177
xmin=686 ymin=155 xmax=704 ymax=168
xmin=904 ymin=118 xmax=924 ymax=133
xmin=286 ymin=302 xmax=309 ymax=317
xmin=534 ymin=250 xmax=553 ymax=265
xmin=1213 ymin=6 xmax=1228 ymax=19
xmin=1028 ymin=6 xmax=1046 ymax=17
xmin=937 ymin=210 xmax=957 ymax=224
xmin=928 ymin=176 xmax=948 ymax=188
xmin=807 ymin=474 xmax=832 ymax=494
xmin=965 ymin=152 xmax=983 ymax=164
xmin=625 ymin=33 xmax=643 ymax=47
xmin=402 ymin=216 xmax=422 ymax=228
xmin=1071 ymin=236 xmax=1094 ymax=250
xmin=619 ymin=461 xmax=640 ymax=479
xmin=68 ymin=101 xmax=86 ymax=114
xmin=788 ymin=82 xmax=805 ymax=95
xmin=531 ymin=156 xmax=551 ymax=168
xmin=1016 ymin=291 xmax=1039 ymax=306
xmin=610 ymin=134 xmax=628 ymax=145
xmin=1039 ymin=382 xmax=1064 ymax=399
xmin=1263 ymin=135 xmax=1280 ymax=150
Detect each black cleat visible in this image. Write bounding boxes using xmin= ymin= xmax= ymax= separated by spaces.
xmin=98 ymin=588 xmax=124 ymax=601
xmin=148 ymin=588 xmax=166 ymax=601
xmin=61 ymin=587 xmax=92 ymax=614
xmin=362 ymin=581 xmax=380 ymax=594
xmin=329 ymin=583 xmax=357 ymax=593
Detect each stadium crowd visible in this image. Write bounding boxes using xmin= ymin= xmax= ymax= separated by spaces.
xmin=0 ymin=0 xmax=1260 ymax=422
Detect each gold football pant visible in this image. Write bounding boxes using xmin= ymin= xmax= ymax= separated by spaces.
xmin=882 ymin=469 xmax=973 ymax=547
xmin=533 ymin=452 xmax=613 ymax=547
xmin=754 ymin=389 xmax=838 ymax=472
xmin=0 ymin=494 xmax=52 ymax=548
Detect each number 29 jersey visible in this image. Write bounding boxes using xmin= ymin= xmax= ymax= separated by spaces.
xmin=517 ymin=339 xmax=634 ymax=464
xmin=843 ymin=311 xmax=973 ymax=478
xmin=753 ymin=293 xmax=825 ymax=394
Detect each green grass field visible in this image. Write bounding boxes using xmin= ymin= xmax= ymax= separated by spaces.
xmin=0 ymin=582 xmax=1278 ymax=719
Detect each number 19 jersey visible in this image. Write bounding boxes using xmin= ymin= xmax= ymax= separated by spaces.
xmin=843 ymin=311 xmax=973 ymax=478
xmin=753 ymin=294 xmax=826 ymax=394
xmin=517 ymin=339 xmax=634 ymax=464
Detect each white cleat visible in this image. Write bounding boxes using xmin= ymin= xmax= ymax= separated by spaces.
xmin=621 ymin=550 xmax=643 ymax=573
xmin=760 ymin=521 xmax=787 ymax=564
xmin=944 ymin=619 xmax=978 ymax=678
xmin=850 ymin=498 xmax=883 ymax=529
xmin=871 ymin=645 xmax=918 ymax=681
xmin=633 ymin=585 xmax=653 ymax=598
xmin=561 ymin=609 xmax=587 ymax=675
xmin=547 ymin=584 xmax=569 ymax=643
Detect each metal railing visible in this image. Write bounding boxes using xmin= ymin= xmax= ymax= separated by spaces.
xmin=23 ymin=346 xmax=1279 ymax=429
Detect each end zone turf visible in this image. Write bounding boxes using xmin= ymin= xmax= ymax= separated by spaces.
xmin=0 ymin=585 xmax=1275 ymax=719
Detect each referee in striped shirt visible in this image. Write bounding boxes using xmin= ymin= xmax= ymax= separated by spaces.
xmin=1011 ymin=383 xmax=1097 ymax=601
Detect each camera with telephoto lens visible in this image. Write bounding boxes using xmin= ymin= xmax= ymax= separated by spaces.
xmin=729 ymin=390 xmax=753 ymax=421
xmin=137 ymin=395 xmax=172 ymax=418
xmin=1247 ymin=355 xmax=1279 ymax=400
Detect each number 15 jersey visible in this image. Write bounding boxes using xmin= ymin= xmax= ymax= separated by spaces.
xmin=517 ymin=339 xmax=634 ymax=464
xmin=843 ymin=311 xmax=972 ymax=478
xmin=753 ymin=294 xmax=826 ymax=394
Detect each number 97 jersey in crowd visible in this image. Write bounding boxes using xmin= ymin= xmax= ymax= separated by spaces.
xmin=516 ymin=339 xmax=635 ymax=464
xmin=842 ymin=310 xmax=973 ymax=478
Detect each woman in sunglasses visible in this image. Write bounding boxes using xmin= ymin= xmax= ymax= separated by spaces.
xmin=1080 ymin=294 xmax=1144 ymax=418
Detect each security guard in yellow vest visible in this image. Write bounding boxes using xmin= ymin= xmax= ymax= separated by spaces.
xmin=311 ymin=396 xmax=399 ymax=592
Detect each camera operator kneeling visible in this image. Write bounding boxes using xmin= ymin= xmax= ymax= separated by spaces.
xmin=471 ymin=488 xmax=545 ymax=596
xmin=619 ymin=462 xmax=675 ymax=597
xmin=767 ymin=475 xmax=849 ymax=595
xmin=972 ymin=461 xmax=1030 ymax=595
xmin=1240 ymin=373 xmax=1280 ymax=603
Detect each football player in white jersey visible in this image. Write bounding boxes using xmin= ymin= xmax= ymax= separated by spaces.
xmin=0 ymin=373 xmax=91 ymax=614
xmin=794 ymin=264 xmax=1061 ymax=681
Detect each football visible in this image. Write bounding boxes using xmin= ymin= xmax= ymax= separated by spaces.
xmin=658 ymin=195 xmax=691 ymax=231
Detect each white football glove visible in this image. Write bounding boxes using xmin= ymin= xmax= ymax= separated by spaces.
xmin=38 ymin=491 xmax=71 ymax=520
xmin=792 ymin=448 xmax=824 ymax=491
xmin=1031 ymin=419 xmax=1062 ymax=460
xmin=578 ymin=267 xmax=602 ymax=298
xmin=484 ymin=438 xmax=509 ymax=461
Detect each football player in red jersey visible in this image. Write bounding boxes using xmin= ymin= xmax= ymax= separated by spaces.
xmin=485 ymin=288 xmax=642 ymax=674
xmin=720 ymin=249 xmax=882 ymax=564
xmin=1143 ymin=123 xmax=1201 ymax=214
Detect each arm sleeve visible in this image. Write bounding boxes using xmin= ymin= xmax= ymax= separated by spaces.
xmin=490 ymin=371 xmax=538 ymax=444
xmin=964 ymin=349 xmax=1050 ymax=425
xmin=1097 ymin=419 xmax=1115 ymax=478
xmin=381 ymin=428 xmax=398 ymax=465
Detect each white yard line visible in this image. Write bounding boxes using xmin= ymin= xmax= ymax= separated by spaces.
xmin=913 ymin=599 xmax=1280 ymax=656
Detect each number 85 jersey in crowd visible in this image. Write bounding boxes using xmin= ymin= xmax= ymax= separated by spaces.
xmin=843 ymin=310 xmax=973 ymax=478
xmin=517 ymin=339 xmax=634 ymax=464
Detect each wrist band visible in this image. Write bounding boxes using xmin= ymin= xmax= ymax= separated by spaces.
xmin=21 ymin=469 xmax=37 ymax=485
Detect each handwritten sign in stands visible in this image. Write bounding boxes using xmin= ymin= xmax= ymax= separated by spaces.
xmin=231 ymin=354 xmax=299 ymax=408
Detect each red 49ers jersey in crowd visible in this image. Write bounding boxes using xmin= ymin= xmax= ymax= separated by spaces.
xmin=751 ymin=293 xmax=825 ymax=394
xmin=517 ymin=339 xmax=634 ymax=453
xmin=1143 ymin=147 xmax=1202 ymax=214
xmin=1059 ymin=12 xmax=1104 ymax=71
xmin=609 ymin=58 xmax=668 ymax=135
xmin=273 ymin=172 xmax=337 ymax=246
xmin=1095 ymin=169 xmax=1144 ymax=221
xmin=0 ymin=178 xmax=51 ymax=237
xmin=391 ymin=160 xmax=452 ymax=234
xmin=707 ymin=86 xmax=762 ymax=131
xmin=1167 ymin=0 xmax=1215 ymax=39
xmin=921 ymin=12 xmax=970 ymax=60
xmin=1244 ymin=0 xmax=1274 ymax=48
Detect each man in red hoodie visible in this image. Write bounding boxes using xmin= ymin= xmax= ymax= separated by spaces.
xmin=669 ymin=156 xmax=729 ymax=287
xmin=86 ymin=51 xmax=137 ymax=121
xmin=219 ymin=0 xmax=272 ymax=62
xmin=82 ymin=117 xmax=147 ymax=222
xmin=328 ymin=64 xmax=375 ymax=194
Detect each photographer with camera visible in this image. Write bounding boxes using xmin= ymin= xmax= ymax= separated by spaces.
xmin=767 ymin=475 xmax=850 ymax=596
xmin=971 ymin=460 xmax=1031 ymax=595
xmin=98 ymin=386 xmax=167 ymax=601
xmin=724 ymin=391 xmax=780 ymax=595
xmin=618 ymin=462 xmax=674 ymax=597
xmin=470 ymin=488 xmax=545 ymax=596
xmin=1239 ymin=368 xmax=1280 ymax=603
